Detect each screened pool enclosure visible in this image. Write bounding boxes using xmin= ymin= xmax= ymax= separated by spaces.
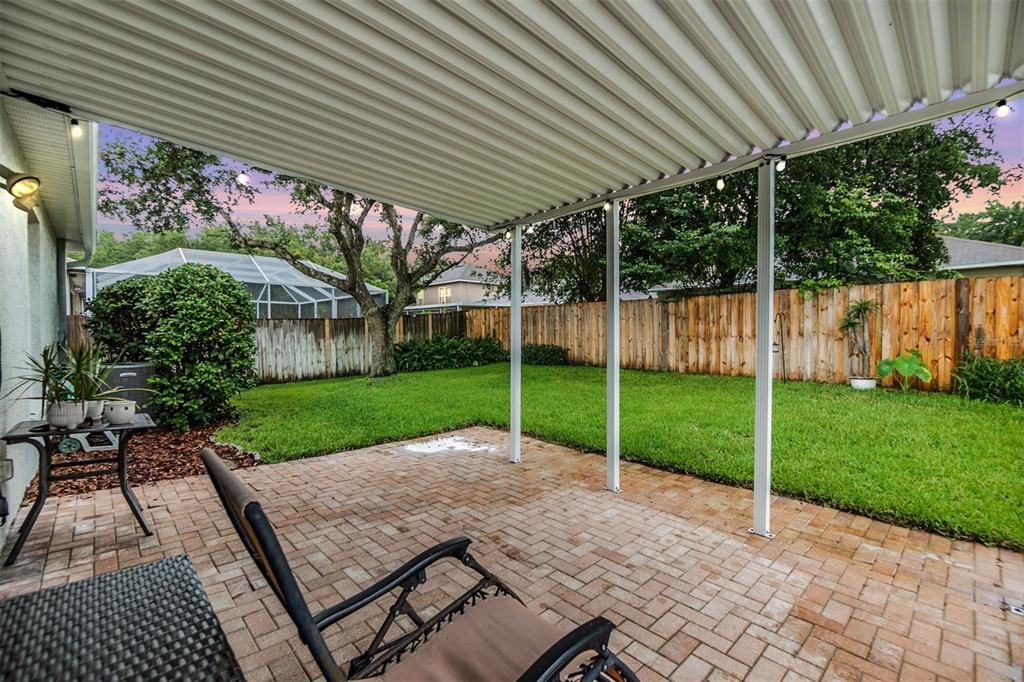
xmin=90 ymin=248 xmax=387 ymax=319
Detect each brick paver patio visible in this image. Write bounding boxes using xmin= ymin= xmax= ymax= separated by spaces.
xmin=1 ymin=427 xmax=1021 ymax=681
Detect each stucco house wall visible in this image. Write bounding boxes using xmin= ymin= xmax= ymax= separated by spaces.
xmin=0 ymin=104 xmax=61 ymax=549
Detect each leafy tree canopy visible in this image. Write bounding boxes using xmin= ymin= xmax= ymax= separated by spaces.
xmin=98 ymin=134 xmax=498 ymax=377
xmin=500 ymin=112 xmax=1017 ymax=302
xmin=939 ymin=200 xmax=1024 ymax=247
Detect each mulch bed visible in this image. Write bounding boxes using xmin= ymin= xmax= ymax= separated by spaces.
xmin=23 ymin=420 xmax=256 ymax=502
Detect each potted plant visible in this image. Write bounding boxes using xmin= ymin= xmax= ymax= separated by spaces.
xmin=3 ymin=343 xmax=84 ymax=428
xmin=839 ymin=298 xmax=880 ymax=389
xmin=66 ymin=337 xmax=123 ymax=421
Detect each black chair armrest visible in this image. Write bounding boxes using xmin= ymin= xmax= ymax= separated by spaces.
xmin=518 ymin=617 xmax=640 ymax=682
xmin=312 ymin=536 xmax=472 ymax=631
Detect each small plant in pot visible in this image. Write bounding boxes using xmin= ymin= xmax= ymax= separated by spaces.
xmin=839 ymin=298 xmax=880 ymax=389
xmin=5 ymin=341 xmax=135 ymax=429
xmin=66 ymin=337 xmax=123 ymax=421
xmin=3 ymin=343 xmax=83 ymax=428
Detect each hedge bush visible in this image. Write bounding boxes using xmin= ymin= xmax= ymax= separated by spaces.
xmin=954 ymin=353 xmax=1024 ymax=407
xmin=86 ymin=264 xmax=256 ymax=430
xmin=85 ymin=278 xmax=157 ymax=362
xmin=395 ymin=336 xmax=507 ymax=372
xmin=523 ymin=344 xmax=569 ymax=365
xmin=144 ymin=264 xmax=256 ymax=430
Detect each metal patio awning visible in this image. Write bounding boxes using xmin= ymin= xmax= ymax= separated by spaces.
xmin=1 ymin=0 xmax=1021 ymax=229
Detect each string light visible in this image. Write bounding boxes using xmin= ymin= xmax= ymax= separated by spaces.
xmin=604 ymin=201 xmax=612 ymax=210
xmin=69 ymin=119 xmax=83 ymax=140
xmin=775 ymin=158 xmax=786 ymax=172
xmin=504 ymin=229 xmax=512 ymax=240
xmin=235 ymin=172 xmax=249 ymax=186
xmin=715 ymin=178 xmax=725 ymax=191
xmin=526 ymin=225 xmax=535 ymax=235
xmin=995 ymin=99 xmax=1010 ymax=118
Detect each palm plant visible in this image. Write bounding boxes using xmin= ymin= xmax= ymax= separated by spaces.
xmin=839 ymin=298 xmax=880 ymax=378
xmin=66 ymin=337 xmax=120 ymax=402
xmin=2 ymin=343 xmax=71 ymax=416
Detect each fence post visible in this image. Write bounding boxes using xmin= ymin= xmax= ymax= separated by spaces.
xmin=363 ymin=319 xmax=369 ymax=374
xmin=954 ymin=278 xmax=970 ymax=362
xmin=323 ymin=318 xmax=333 ymax=378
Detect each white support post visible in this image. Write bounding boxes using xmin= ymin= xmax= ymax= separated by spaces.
xmin=606 ymin=200 xmax=621 ymax=492
xmin=752 ymin=160 xmax=776 ymax=538
xmin=510 ymin=224 xmax=523 ymax=463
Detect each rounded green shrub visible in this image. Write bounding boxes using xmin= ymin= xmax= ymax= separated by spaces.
xmin=144 ymin=264 xmax=256 ymax=430
xmin=85 ymin=278 xmax=157 ymax=362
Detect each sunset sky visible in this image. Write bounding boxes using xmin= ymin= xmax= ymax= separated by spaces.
xmin=97 ymin=101 xmax=1024 ymax=252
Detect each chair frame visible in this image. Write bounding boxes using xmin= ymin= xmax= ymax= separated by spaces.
xmin=201 ymin=448 xmax=639 ymax=682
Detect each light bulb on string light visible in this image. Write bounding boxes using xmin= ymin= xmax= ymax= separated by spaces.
xmin=715 ymin=178 xmax=725 ymax=191
xmin=995 ymin=99 xmax=1010 ymax=118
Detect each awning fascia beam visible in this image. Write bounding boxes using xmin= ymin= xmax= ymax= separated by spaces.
xmin=495 ymin=82 xmax=1024 ymax=229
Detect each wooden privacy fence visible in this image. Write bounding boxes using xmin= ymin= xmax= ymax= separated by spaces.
xmin=253 ymin=277 xmax=1022 ymax=389
xmin=465 ymin=276 xmax=1024 ymax=391
xmin=254 ymin=311 xmax=467 ymax=383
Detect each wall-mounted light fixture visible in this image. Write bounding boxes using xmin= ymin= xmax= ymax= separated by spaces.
xmin=1 ymin=169 xmax=42 ymax=211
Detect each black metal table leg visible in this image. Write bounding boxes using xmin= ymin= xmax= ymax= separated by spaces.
xmin=117 ymin=430 xmax=152 ymax=536
xmin=4 ymin=439 xmax=50 ymax=566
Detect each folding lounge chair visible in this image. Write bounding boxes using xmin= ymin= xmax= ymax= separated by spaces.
xmin=200 ymin=449 xmax=640 ymax=681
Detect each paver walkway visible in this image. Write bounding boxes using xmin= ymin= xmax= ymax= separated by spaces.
xmin=1 ymin=427 xmax=1021 ymax=680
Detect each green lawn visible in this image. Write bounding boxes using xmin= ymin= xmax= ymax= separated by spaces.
xmin=218 ymin=364 xmax=1024 ymax=550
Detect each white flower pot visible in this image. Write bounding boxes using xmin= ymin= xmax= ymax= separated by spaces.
xmin=47 ymin=402 xmax=87 ymax=429
xmin=850 ymin=377 xmax=877 ymax=390
xmin=85 ymin=400 xmax=105 ymax=421
xmin=103 ymin=400 xmax=137 ymax=425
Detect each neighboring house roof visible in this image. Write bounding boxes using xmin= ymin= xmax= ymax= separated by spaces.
xmin=2 ymin=96 xmax=97 ymax=259
xmin=428 ymin=264 xmax=493 ymax=286
xmin=941 ymin=236 xmax=1024 ymax=270
xmin=93 ymin=248 xmax=385 ymax=295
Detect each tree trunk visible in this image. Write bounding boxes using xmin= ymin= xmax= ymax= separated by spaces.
xmin=366 ymin=311 xmax=399 ymax=378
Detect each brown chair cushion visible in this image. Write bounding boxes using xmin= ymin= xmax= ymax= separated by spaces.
xmin=380 ymin=596 xmax=563 ymax=682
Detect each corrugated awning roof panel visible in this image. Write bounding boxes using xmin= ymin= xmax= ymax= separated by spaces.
xmin=1 ymin=0 xmax=1021 ymax=227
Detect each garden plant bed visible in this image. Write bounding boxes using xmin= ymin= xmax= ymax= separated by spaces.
xmin=220 ymin=364 xmax=1024 ymax=550
xmin=23 ymin=420 xmax=256 ymax=501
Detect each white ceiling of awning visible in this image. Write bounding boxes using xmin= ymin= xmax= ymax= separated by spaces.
xmin=1 ymin=0 xmax=1022 ymax=228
